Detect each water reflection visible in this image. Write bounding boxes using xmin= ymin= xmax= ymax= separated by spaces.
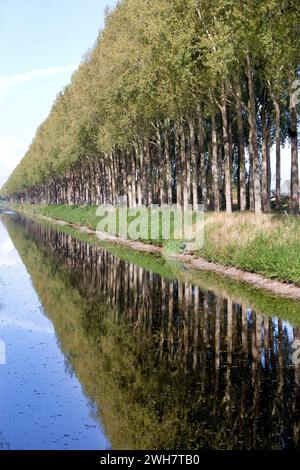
xmin=0 ymin=218 xmax=109 ymax=450
xmin=3 ymin=214 xmax=300 ymax=450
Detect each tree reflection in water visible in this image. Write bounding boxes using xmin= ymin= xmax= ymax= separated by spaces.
xmin=4 ymin=215 xmax=300 ymax=450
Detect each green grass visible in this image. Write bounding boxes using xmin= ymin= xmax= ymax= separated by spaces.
xmin=11 ymin=203 xmax=101 ymax=229
xmin=8 ymin=203 xmax=300 ymax=286
xmin=198 ymin=212 xmax=300 ymax=285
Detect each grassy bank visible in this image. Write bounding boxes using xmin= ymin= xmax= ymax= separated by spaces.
xmin=9 ymin=203 xmax=300 ymax=286
xmin=201 ymin=212 xmax=300 ymax=285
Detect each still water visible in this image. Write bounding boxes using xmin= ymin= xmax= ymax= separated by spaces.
xmin=0 ymin=214 xmax=109 ymax=449
xmin=0 ymin=212 xmax=300 ymax=450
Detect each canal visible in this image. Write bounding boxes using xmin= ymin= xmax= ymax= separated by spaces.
xmin=0 ymin=211 xmax=299 ymax=449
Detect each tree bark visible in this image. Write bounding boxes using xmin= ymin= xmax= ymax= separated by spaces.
xmin=211 ymin=108 xmax=220 ymax=212
xmin=131 ymin=147 xmax=137 ymax=208
xmin=274 ymin=99 xmax=281 ymax=210
xmin=157 ymin=125 xmax=165 ymax=205
xmin=197 ymin=104 xmax=207 ymax=210
xmin=175 ymin=122 xmax=182 ymax=207
xmin=261 ymin=102 xmax=269 ymax=212
xmin=220 ymin=84 xmax=232 ymax=213
xmin=290 ymin=84 xmax=299 ymax=215
xmin=246 ymin=55 xmax=262 ymax=215
xmin=189 ymin=116 xmax=198 ymax=210
xmin=134 ymin=140 xmax=143 ymax=206
xmin=164 ymin=122 xmax=173 ymax=204
xmin=179 ymin=119 xmax=189 ymax=209
xmin=236 ymin=83 xmax=246 ymax=211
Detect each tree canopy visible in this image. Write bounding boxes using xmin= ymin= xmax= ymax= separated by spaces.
xmin=1 ymin=0 xmax=299 ymax=214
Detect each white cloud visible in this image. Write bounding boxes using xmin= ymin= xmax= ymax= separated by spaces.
xmin=0 ymin=65 xmax=75 ymax=103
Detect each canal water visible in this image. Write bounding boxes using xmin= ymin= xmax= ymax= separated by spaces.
xmin=0 ymin=211 xmax=299 ymax=450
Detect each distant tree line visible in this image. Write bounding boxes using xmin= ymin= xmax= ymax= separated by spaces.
xmin=1 ymin=0 xmax=299 ymax=214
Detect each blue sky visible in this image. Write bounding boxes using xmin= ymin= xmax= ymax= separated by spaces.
xmin=0 ymin=0 xmax=116 ymax=187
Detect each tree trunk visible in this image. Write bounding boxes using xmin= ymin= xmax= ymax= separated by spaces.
xmin=248 ymin=136 xmax=254 ymax=211
xmin=131 ymin=147 xmax=137 ymax=208
xmin=135 ymin=140 xmax=143 ymax=206
xmin=236 ymin=83 xmax=246 ymax=211
xmin=110 ymin=153 xmax=117 ymax=206
xmin=197 ymin=104 xmax=207 ymax=210
xmin=246 ymin=55 xmax=262 ymax=215
xmin=267 ymin=123 xmax=271 ymax=212
xmin=164 ymin=122 xmax=173 ymax=204
xmin=220 ymin=84 xmax=232 ymax=213
xmin=274 ymin=99 xmax=281 ymax=210
xmin=290 ymin=84 xmax=299 ymax=215
xmin=189 ymin=116 xmax=198 ymax=210
xmin=180 ymin=119 xmax=189 ymax=209
xmin=175 ymin=122 xmax=182 ymax=207
xmin=157 ymin=125 xmax=165 ymax=205
xmin=145 ymin=140 xmax=152 ymax=206
xmin=261 ymin=102 xmax=269 ymax=212
xmin=211 ymin=109 xmax=220 ymax=212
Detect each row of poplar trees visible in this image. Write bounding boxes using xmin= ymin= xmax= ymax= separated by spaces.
xmin=1 ymin=0 xmax=300 ymax=214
